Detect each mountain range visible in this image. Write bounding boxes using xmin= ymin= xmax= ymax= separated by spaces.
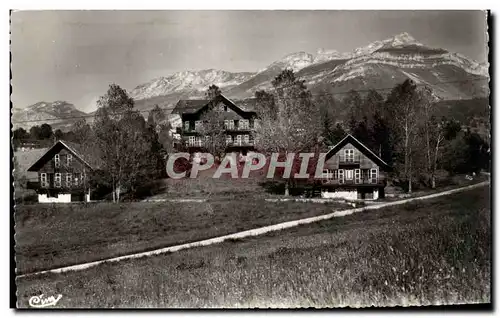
xmin=12 ymin=32 xmax=489 ymax=131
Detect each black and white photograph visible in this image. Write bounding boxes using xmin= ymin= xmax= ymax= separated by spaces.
xmin=10 ymin=9 xmax=491 ymax=309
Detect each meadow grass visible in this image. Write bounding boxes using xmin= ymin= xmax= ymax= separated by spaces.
xmin=16 ymin=186 xmax=491 ymax=308
xmin=15 ymin=197 xmax=349 ymax=274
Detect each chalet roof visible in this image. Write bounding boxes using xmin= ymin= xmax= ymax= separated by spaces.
xmin=325 ymin=134 xmax=391 ymax=171
xmin=27 ymin=140 xmax=102 ymax=172
xmin=171 ymin=94 xmax=257 ymax=115
xmin=171 ymin=99 xmax=211 ymax=114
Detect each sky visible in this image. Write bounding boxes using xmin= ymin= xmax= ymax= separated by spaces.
xmin=11 ymin=10 xmax=488 ymax=113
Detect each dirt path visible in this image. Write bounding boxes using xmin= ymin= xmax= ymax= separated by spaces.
xmin=17 ymin=181 xmax=489 ymax=279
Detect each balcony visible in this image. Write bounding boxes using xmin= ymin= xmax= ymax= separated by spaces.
xmin=224 ymin=125 xmax=254 ymax=132
xmin=26 ymin=181 xmax=85 ymax=190
xmin=227 ymin=140 xmax=254 ymax=147
xmin=187 ymin=140 xmax=204 ymax=147
xmin=320 ymin=177 xmax=380 ymax=185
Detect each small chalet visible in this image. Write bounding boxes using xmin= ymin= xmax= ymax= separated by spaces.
xmin=27 ymin=140 xmax=99 ymax=203
xmin=172 ymin=94 xmax=259 ymax=158
xmin=320 ymin=134 xmax=391 ymax=200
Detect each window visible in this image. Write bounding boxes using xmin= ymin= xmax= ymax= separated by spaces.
xmin=54 ymin=154 xmax=60 ymax=168
xmin=195 ymin=121 xmax=202 ymax=131
xmin=322 ymin=169 xmax=335 ymax=180
xmin=54 ymin=173 xmax=62 ymax=188
xmin=355 ymin=169 xmax=361 ymax=184
xmin=224 ymin=105 xmax=228 ymax=112
xmin=226 ymin=120 xmax=234 ymax=130
xmin=344 ymin=149 xmax=354 ymax=162
xmin=184 ymin=121 xmax=190 ymax=131
xmin=226 ymin=135 xmax=233 ymax=145
xmin=66 ymin=173 xmax=72 ymax=187
xmin=370 ymin=168 xmax=378 ymax=183
xmin=40 ymin=173 xmax=48 ymax=188
xmin=236 ymin=135 xmax=242 ymax=146
xmin=74 ymin=173 xmax=80 ymax=186
xmin=243 ymin=134 xmax=250 ymax=144
xmin=338 ymin=169 xmax=345 ymax=184
xmin=345 ymin=169 xmax=354 ymax=180
xmin=188 ymin=136 xmax=195 ymax=146
xmin=240 ymin=119 xmax=249 ymax=130
xmin=67 ymin=154 xmax=73 ymax=165
xmin=333 ymin=169 xmax=338 ymax=180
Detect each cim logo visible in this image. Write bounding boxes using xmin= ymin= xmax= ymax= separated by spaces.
xmin=28 ymin=294 xmax=63 ymax=308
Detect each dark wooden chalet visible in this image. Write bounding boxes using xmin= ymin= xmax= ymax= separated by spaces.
xmin=26 ymin=140 xmax=100 ymax=203
xmin=172 ymin=94 xmax=259 ymax=156
xmin=320 ymin=134 xmax=391 ymax=200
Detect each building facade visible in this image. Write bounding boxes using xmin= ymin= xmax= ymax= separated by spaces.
xmin=320 ymin=134 xmax=391 ymax=200
xmin=172 ymin=94 xmax=258 ymax=158
xmin=27 ymin=140 xmax=96 ymax=203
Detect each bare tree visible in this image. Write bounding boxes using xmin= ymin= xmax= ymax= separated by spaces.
xmin=198 ymin=109 xmax=227 ymax=160
xmin=386 ymin=79 xmax=423 ymax=193
xmin=419 ymin=86 xmax=445 ymax=188
xmin=93 ymin=84 xmax=156 ymax=202
xmin=254 ymin=70 xmax=322 ymax=195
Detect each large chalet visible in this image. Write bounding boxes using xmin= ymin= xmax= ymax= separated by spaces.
xmin=320 ymin=134 xmax=391 ymax=200
xmin=26 ymin=140 xmax=99 ymax=203
xmin=172 ymin=94 xmax=258 ymax=157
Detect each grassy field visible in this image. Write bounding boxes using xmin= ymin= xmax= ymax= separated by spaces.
xmin=15 ymin=198 xmax=350 ymax=275
xmin=16 ymin=186 xmax=490 ymax=308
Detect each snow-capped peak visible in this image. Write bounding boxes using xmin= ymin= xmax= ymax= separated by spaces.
xmin=267 ymin=51 xmax=315 ymax=72
xmin=314 ymin=48 xmax=352 ymax=63
xmin=384 ymin=32 xmax=422 ymax=47
xmin=313 ymin=32 xmax=424 ymax=64
xmin=129 ymin=69 xmax=255 ymax=100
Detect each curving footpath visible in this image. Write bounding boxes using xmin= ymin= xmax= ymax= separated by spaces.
xmin=17 ymin=180 xmax=489 ymax=279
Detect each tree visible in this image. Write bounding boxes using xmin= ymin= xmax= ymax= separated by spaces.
xmin=351 ymin=116 xmax=372 ymax=147
xmin=254 ymin=70 xmax=321 ymax=195
xmin=385 ymin=79 xmax=423 ymax=193
xmin=314 ymin=92 xmax=341 ymax=142
xmin=205 ymin=84 xmax=221 ymax=101
xmin=71 ymin=118 xmax=93 ymax=145
xmin=419 ymin=86 xmax=441 ymax=188
xmin=39 ymin=123 xmax=53 ymax=140
xmin=254 ymin=90 xmax=277 ymax=120
xmin=198 ymin=108 xmax=227 ymax=160
xmin=443 ymin=120 xmax=462 ymax=141
xmin=371 ymin=110 xmax=393 ymax=165
xmin=147 ymin=104 xmax=166 ymax=128
xmin=442 ymin=132 xmax=471 ymax=174
xmin=343 ymin=90 xmax=363 ymax=133
xmin=54 ymin=129 xmax=64 ymax=140
xmin=96 ymin=83 xmax=134 ymax=114
xmin=93 ymin=84 xmax=157 ymax=202
xmin=325 ymin=123 xmax=347 ymax=146
xmin=29 ymin=126 xmax=42 ymax=140
xmin=13 ymin=127 xmax=28 ymax=140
